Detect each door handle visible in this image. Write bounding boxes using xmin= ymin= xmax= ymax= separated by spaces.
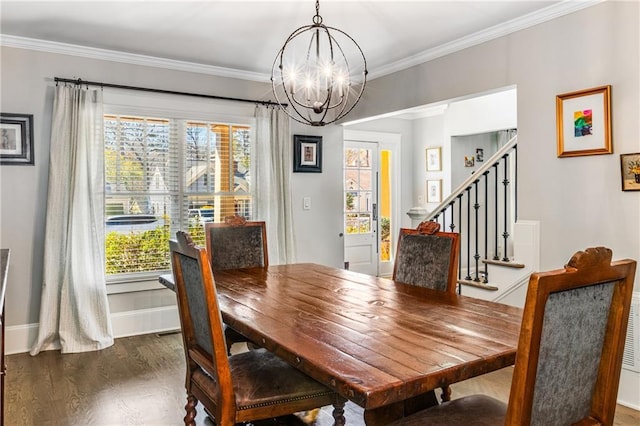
xmin=372 ymin=203 xmax=378 ymax=222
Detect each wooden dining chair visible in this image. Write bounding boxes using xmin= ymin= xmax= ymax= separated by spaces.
xmin=169 ymin=231 xmax=346 ymax=426
xmin=205 ymin=214 xmax=268 ymax=271
xmin=392 ymin=220 xmax=460 ymax=402
xmin=389 ymin=246 xmax=637 ymax=426
xmin=205 ymin=214 xmax=268 ymax=352
xmin=392 ymin=220 xmax=460 ymax=295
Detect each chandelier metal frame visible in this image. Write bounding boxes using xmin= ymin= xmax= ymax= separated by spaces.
xmin=271 ymin=0 xmax=368 ymax=126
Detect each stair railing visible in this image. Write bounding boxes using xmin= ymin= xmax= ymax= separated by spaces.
xmin=425 ymin=134 xmax=518 ymax=292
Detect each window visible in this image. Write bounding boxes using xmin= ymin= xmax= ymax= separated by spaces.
xmin=104 ymin=114 xmax=253 ymax=279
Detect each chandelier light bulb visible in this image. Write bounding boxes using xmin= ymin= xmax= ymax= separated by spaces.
xmin=271 ymin=0 xmax=368 ymax=126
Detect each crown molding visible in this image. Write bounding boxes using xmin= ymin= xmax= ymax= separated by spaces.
xmin=369 ymin=0 xmax=604 ymax=79
xmin=0 ymin=0 xmax=603 ymax=83
xmin=0 ymin=34 xmax=270 ymax=83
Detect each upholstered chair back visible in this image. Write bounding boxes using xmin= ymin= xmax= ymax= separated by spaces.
xmin=506 ymin=247 xmax=636 ymax=425
xmin=393 ymin=221 xmax=460 ymax=295
xmin=205 ymin=215 xmax=268 ymax=271
xmin=170 ymin=231 xmax=234 ymax=408
xmin=388 ymin=246 xmax=636 ymax=426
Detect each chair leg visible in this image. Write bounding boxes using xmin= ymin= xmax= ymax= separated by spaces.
xmin=440 ymin=385 xmax=452 ymax=402
xmin=184 ymin=393 xmax=198 ymax=426
xmin=331 ymin=397 xmax=347 ymax=426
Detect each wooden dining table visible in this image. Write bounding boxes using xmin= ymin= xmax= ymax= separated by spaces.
xmin=160 ymin=263 xmax=522 ymax=425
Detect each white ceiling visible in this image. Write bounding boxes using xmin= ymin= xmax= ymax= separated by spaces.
xmin=1 ymin=1 xmax=599 ymax=82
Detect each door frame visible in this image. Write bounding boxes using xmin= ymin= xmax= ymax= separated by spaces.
xmin=343 ymin=129 xmax=401 ymax=277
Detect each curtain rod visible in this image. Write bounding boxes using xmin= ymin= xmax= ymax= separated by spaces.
xmin=53 ymin=77 xmax=286 ymax=108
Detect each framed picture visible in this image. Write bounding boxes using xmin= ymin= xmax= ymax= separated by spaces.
xmin=620 ymin=153 xmax=640 ymax=191
xmin=293 ymin=134 xmax=322 ymax=173
xmin=426 ymin=179 xmax=442 ymax=203
xmin=475 ymin=148 xmax=484 ymax=162
xmin=426 ymin=147 xmax=441 ymax=171
xmin=464 ymin=156 xmax=475 ymax=167
xmin=556 ymin=85 xmax=612 ymax=158
xmin=1 ymin=113 xmax=34 ymax=165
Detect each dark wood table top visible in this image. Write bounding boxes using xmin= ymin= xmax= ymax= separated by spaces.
xmin=199 ymin=263 xmax=522 ymax=414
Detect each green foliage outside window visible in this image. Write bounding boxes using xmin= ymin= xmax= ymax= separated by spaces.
xmin=105 ymin=218 xmax=205 ymax=275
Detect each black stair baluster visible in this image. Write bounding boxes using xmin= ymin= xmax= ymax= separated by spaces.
xmin=493 ymin=163 xmax=499 ymax=260
xmin=473 ymin=179 xmax=480 ymax=282
xmin=483 ymin=170 xmax=490 ymax=283
xmin=502 ymin=154 xmax=510 ymax=262
xmin=449 ymin=202 xmax=455 ymax=232
xmin=457 ymin=194 xmax=463 ymax=294
xmin=514 ymin=144 xmax=518 ymax=222
xmin=465 ymin=187 xmax=472 ymax=281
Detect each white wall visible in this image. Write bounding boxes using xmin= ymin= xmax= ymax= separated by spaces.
xmin=289 ymin=122 xmax=345 ymax=268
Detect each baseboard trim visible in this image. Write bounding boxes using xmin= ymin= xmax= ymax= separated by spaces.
xmin=6 ymin=305 xmax=180 ymax=355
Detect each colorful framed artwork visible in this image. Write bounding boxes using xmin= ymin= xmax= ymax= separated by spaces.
xmin=426 ymin=146 xmax=442 ymax=171
xmin=0 ymin=113 xmax=34 ymax=165
xmin=293 ymin=134 xmax=322 ymax=173
xmin=426 ymin=179 xmax=442 ymax=203
xmin=620 ymin=153 xmax=640 ymax=191
xmin=556 ymin=85 xmax=612 ymax=158
xmin=464 ymin=156 xmax=474 ymax=167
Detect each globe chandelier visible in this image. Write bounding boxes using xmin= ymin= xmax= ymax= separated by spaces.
xmin=271 ymin=0 xmax=368 ymax=126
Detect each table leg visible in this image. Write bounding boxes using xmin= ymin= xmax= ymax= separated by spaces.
xmin=362 ymin=390 xmax=439 ymax=425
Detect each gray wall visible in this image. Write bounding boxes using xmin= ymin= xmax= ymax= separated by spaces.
xmin=0 ymin=47 xmax=274 ymax=327
xmin=348 ymin=1 xmax=640 ymax=277
xmin=0 ymin=1 xmax=638 ymax=348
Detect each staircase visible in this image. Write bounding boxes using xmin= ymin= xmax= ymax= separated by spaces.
xmin=424 ymin=134 xmax=539 ymax=308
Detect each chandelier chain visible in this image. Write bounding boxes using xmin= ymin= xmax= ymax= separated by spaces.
xmin=313 ymin=0 xmax=322 ymax=25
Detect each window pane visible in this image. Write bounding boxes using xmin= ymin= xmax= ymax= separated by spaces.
xmin=346 ymin=213 xmax=359 ymax=234
xmin=345 ymin=148 xmax=358 ymax=167
xmin=358 ymin=214 xmax=371 ymax=233
xmin=359 ymin=149 xmax=371 ymax=168
xmin=359 ymin=191 xmax=372 ymax=212
xmin=104 ymin=115 xmax=177 ymax=275
xmin=105 ymin=115 xmax=253 ymax=278
xmin=358 ymin=170 xmax=372 ymax=190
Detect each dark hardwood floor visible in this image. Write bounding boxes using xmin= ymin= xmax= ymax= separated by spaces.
xmin=5 ymin=333 xmax=640 ymax=425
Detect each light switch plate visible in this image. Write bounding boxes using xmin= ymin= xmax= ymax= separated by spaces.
xmin=303 ymin=197 xmax=311 ymax=210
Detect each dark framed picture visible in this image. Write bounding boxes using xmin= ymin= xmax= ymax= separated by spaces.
xmin=620 ymin=152 xmax=640 ymax=191
xmin=293 ymin=134 xmax=322 ymax=173
xmin=1 ymin=113 xmax=34 ymax=165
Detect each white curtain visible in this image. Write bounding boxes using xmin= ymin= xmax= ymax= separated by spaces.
xmin=255 ymin=106 xmax=296 ymax=264
xmin=30 ymin=85 xmax=113 ymax=355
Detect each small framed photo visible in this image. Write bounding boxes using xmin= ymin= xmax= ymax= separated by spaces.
xmin=426 ymin=179 xmax=442 ymax=203
xmin=1 ymin=113 xmax=34 ymax=165
xmin=556 ymin=85 xmax=612 ymax=158
xmin=475 ymin=148 xmax=484 ymax=163
xmin=620 ymin=153 xmax=640 ymax=191
xmin=464 ymin=156 xmax=475 ymax=167
xmin=293 ymin=134 xmax=322 ymax=173
xmin=426 ymin=146 xmax=441 ymax=171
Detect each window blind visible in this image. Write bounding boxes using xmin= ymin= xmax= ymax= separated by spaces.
xmin=104 ymin=115 xmax=253 ymax=278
